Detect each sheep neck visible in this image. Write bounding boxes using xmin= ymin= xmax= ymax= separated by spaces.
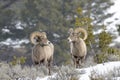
xmin=39 ymin=42 xmax=51 ymax=47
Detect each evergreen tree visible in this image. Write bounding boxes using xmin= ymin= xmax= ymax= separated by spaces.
xmin=75 ymin=7 xmax=95 ymax=54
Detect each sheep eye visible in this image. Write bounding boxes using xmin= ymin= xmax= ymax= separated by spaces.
xmin=41 ymin=37 xmax=44 ymax=40
xmin=72 ymin=33 xmax=75 ymax=35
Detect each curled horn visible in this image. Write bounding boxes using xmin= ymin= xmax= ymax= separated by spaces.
xmin=74 ymin=27 xmax=88 ymax=40
xmin=30 ymin=31 xmax=47 ymax=45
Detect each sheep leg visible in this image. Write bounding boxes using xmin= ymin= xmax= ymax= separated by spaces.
xmin=47 ymin=56 xmax=53 ymax=75
xmin=73 ymin=55 xmax=80 ymax=68
xmin=46 ymin=61 xmax=50 ymax=75
xmin=47 ymin=61 xmax=52 ymax=75
xmin=76 ymin=58 xmax=80 ymax=68
xmin=34 ymin=61 xmax=39 ymax=65
xmin=50 ymin=56 xmax=53 ymax=67
xmin=33 ymin=61 xmax=40 ymax=70
xmin=78 ymin=56 xmax=85 ymax=67
xmin=74 ymin=59 xmax=77 ymax=68
xmin=48 ymin=61 xmax=51 ymax=75
xmin=71 ymin=55 xmax=75 ymax=66
xmin=81 ymin=56 xmax=85 ymax=66
xmin=81 ymin=56 xmax=85 ymax=63
xmin=72 ymin=56 xmax=77 ymax=68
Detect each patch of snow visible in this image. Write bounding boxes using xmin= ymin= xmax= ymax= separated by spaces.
xmin=66 ymin=15 xmax=73 ymax=20
xmin=15 ymin=21 xmax=24 ymax=30
xmin=91 ymin=2 xmax=96 ymax=7
xmin=111 ymin=77 xmax=120 ymax=80
xmin=113 ymin=36 xmax=120 ymax=42
xmin=2 ymin=28 xmax=10 ymax=33
xmin=110 ymin=36 xmax=120 ymax=46
xmin=100 ymin=3 xmax=108 ymax=8
xmin=74 ymin=15 xmax=77 ymax=18
xmin=17 ymin=77 xmax=32 ymax=80
xmin=36 ymin=73 xmax=57 ymax=80
xmin=0 ymin=38 xmax=29 ymax=48
xmin=93 ymin=29 xmax=103 ymax=35
xmin=53 ymin=33 xmax=60 ymax=38
xmin=109 ymin=42 xmax=116 ymax=47
xmin=18 ymin=39 xmax=29 ymax=44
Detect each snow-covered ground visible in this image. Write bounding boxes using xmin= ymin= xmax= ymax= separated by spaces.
xmin=78 ymin=61 xmax=120 ymax=80
xmin=36 ymin=61 xmax=120 ymax=80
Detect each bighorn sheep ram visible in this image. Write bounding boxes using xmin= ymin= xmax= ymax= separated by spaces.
xmin=67 ymin=27 xmax=87 ymax=68
xmin=30 ymin=31 xmax=54 ymax=75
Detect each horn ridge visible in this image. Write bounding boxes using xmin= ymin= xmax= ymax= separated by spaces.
xmin=30 ymin=31 xmax=41 ymax=44
xmin=74 ymin=27 xmax=88 ymax=40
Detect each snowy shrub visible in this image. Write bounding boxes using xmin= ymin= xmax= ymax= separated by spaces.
xmin=94 ymin=50 xmax=120 ymax=64
xmin=49 ymin=65 xmax=79 ymax=80
xmin=108 ymin=67 xmax=120 ymax=78
xmin=0 ymin=62 xmax=48 ymax=80
xmin=90 ymin=69 xmax=105 ymax=80
xmin=94 ymin=53 xmax=108 ymax=63
xmin=90 ymin=66 xmax=120 ymax=80
xmin=107 ymin=54 xmax=120 ymax=61
xmin=0 ymin=62 xmax=80 ymax=80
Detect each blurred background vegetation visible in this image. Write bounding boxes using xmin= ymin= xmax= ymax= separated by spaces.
xmin=0 ymin=0 xmax=120 ymax=66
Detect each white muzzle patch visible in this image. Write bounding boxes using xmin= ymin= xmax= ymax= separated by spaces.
xmin=68 ymin=37 xmax=72 ymax=43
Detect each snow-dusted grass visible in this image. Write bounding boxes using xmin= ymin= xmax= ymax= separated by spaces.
xmin=0 ymin=61 xmax=120 ymax=80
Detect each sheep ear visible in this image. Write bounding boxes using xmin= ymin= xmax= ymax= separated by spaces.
xmin=42 ymin=32 xmax=46 ymax=35
xmin=68 ymin=28 xmax=73 ymax=34
xmin=77 ymin=33 xmax=81 ymax=37
xmin=41 ymin=32 xmax=47 ymax=38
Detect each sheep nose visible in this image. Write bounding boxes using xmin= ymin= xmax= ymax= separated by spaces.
xmin=48 ymin=41 xmax=51 ymax=44
xmin=67 ymin=38 xmax=69 ymax=41
xmin=67 ymin=37 xmax=70 ymax=42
